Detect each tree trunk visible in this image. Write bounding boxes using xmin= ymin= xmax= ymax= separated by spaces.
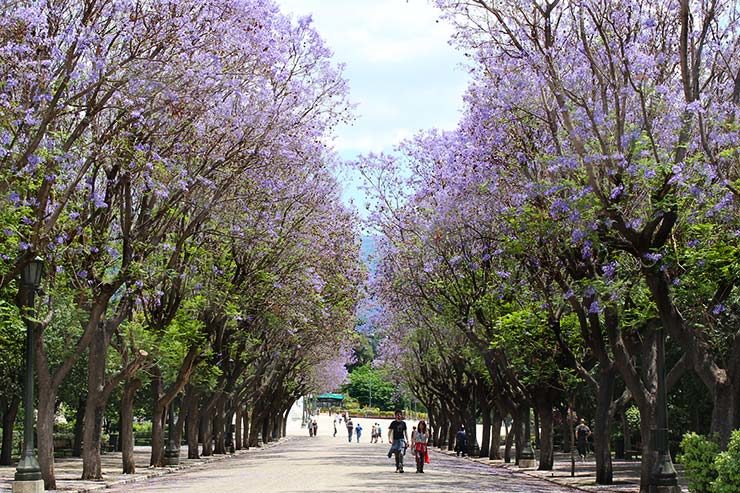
xmin=479 ymin=406 xmax=491 ymax=458
xmin=638 ymin=401 xmax=658 ymax=493
xmin=0 ymin=396 xmax=20 ymax=465
xmin=81 ymin=317 xmax=119 ymax=480
xmin=214 ymin=397 xmax=226 ymax=454
xmin=186 ymin=393 xmax=200 ymax=459
xmin=593 ymin=368 xmax=616 ymax=484
xmin=513 ymin=410 xmax=524 ymax=465
xmin=235 ymin=404 xmax=242 ymax=450
xmin=201 ymin=411 xmax=214 ymax=455
xmin=711 ymin=379 xmax=739 ymax=449
xmin=80 ymin=395 xmax=106 ymax=479
xmin=72 ymin=396 xmax=85 ymax=457
xmin=504 ymin=421 xmax=513 ymax=463
xmin=35 ymin=382 xmax=57 ymax=489
xmin=121 ymin=377 xmax=141 ymax=474
xmin=490 ymin=410 xmax=502 ymax=460
xmin=242 ymin=409 xmax=249 ymax=451
xmin=150 ymin=400 xmax=166 ymax=466
xmin=536 ymin=400 xmax=554 ymax=470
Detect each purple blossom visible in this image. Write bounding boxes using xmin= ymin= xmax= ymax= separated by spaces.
xmin=581 ymin=240 xmax=593 ymax=259
xmin=711 ymin=304 xmax=725 ymax=315
xmin=588 ymin=301 xmax=601 ymax=314
xmin=643 ymin=252 xmax=662 ymax=263
xmin=602 ymin=261 xmax=618 ymax=279
xmin=609 ymin=185 xmax=624 ymax=201
xmin=77 ymin=270 xmax=88 ymax=279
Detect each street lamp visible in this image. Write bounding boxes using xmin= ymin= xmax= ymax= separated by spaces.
xmin=649 ymin=327 xmax=680 ymax=493
xmin=14 ymin=256 xmax=45 ymax=493
xmin=519 ymin=406 xmax=536 ymax=468
xmin=163 ymin=400 xmax=180 ymax=466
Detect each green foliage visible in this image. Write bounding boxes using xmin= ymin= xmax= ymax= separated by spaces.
xmin=343 ymin=364 xmax=396 ymax=410
xmin=713 ymin=430 xmax=740 ymax=493
xmin=678 ymin=432 xmax=720 ymax=493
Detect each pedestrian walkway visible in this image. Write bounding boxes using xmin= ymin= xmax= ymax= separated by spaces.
xmin=105 ymin=434 xmax=576 ymax=493
xmin=0 ymin=413 xmax=689 ymax=492
xmin=0 ymin=443 xmax=280 ymax=493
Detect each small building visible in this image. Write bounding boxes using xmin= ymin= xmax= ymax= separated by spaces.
xmin=316 ymin=393 xmax=344 ymax=409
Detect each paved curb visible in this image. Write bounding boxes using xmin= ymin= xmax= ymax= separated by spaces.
xmin=79 ymin=437 xmax=294 ymax=493
xmin=3 ymin=437 xmax=295 ymax=493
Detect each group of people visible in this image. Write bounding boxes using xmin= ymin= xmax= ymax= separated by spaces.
xmin=370 ymin=423 xmax=384 ymax=443
xmin=321 ymin=409 xmax=596 ymax=473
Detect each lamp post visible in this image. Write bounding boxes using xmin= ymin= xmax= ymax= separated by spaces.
xmin=13 ymin=257 xmax=44 ymax=493
xmin=163 ymin=400 xmax=180 ymax=466
xmin=518 ymin=406 xmax=536 ymax=468
xmin=649 ymin=327 xmax=680 ymax=493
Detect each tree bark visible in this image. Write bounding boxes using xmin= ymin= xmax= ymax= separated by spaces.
xmin=504 ymin=422 xmax=513 ymax=463
xmin=479 ymin=405 xmax=491 ymax=458
xmin=242 ymin=408 xmax=249 ymax=450
xmin=150 ymin=399 xmax=166 ymax=466
xmin=72 ymin=396 xmax=85 ymax=457
xmin=593 ymin=367 xmax=616 ymax=484
xmin=214 ymin=396 xmax=226 ymax=454
xmin=201 ymin=410 xmax=214 ymax=455
xmin=121 ymin=377 xmax=141 ymax=474
xmin=0 ymin=396 xmax=20 ymax=465
xmin=186 ymin=391 xmax=200 ymax=459
xmin=490 ymin=409 xmax=502 ymax=460
xmin=235 ymin=404 xmax=242 ymax=450
xmin=536 ymin=400 xmax=554 ymax=470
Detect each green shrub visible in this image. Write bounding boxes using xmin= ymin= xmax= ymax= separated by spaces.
xmin=712 ymin=430 xmax=740 ymax=493
xmin=678 ymin=432 xmax=720 ymax=493
xmin=132 ymin=421 xmax=152 ymax=434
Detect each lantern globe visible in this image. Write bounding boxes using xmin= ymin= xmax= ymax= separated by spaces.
xmin=21 ymin=257 xmax=44 ymax=289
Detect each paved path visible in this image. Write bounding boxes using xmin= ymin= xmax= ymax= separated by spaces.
xmin=106 ymin=434 xmax=576 ymax=493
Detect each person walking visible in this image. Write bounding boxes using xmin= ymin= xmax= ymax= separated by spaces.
xmin=355 ymin=422 xmax=363 ymax=443
xmin=346 ymin=417 xmax=354 ymax=443
xmin=377 ymin=423 xmax=383 ymax=443
xmin=333 ymin=418 xmax=338 ymax=437
xmin=387 ymin=410 xmax=409 ymax=473
xmin=311 ymin=419 xmax=318 ymax=437
xmin=454 ymin=424 xmax=467 ymax=457
xmin=413 ymin=420 xmax=430 ymax=473
xmin=575 ymin=418 xmax=592 ymax=462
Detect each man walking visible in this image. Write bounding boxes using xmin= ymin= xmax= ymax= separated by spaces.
xmin=346 ymin=417 xmax=354 ymax=443
xmin=387 ymin=410 xmax=409 ymax=473
xmin=455 ymin=425 xmax=467 ymax=457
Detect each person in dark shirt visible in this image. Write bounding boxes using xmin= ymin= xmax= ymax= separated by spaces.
xmin=455 ymin=425 xmax=467 ymax=457
xmin=387 ymin=410 xmax=409 ymax=472
xmin=575 ymin=419 xmax=592 ymax=461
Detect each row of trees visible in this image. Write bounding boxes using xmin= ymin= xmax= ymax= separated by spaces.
xmin=0 ymin=0 xmax=361 ymax=490
xmin=364 ymin=1 xmax=738 ymax=492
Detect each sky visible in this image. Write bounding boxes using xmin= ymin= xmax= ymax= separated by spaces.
xmin=275 ymin=0 xmax=470 ymax=215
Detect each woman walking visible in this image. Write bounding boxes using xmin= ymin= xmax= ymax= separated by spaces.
xmin=413 ymin=420 xmax=430 ymax=473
